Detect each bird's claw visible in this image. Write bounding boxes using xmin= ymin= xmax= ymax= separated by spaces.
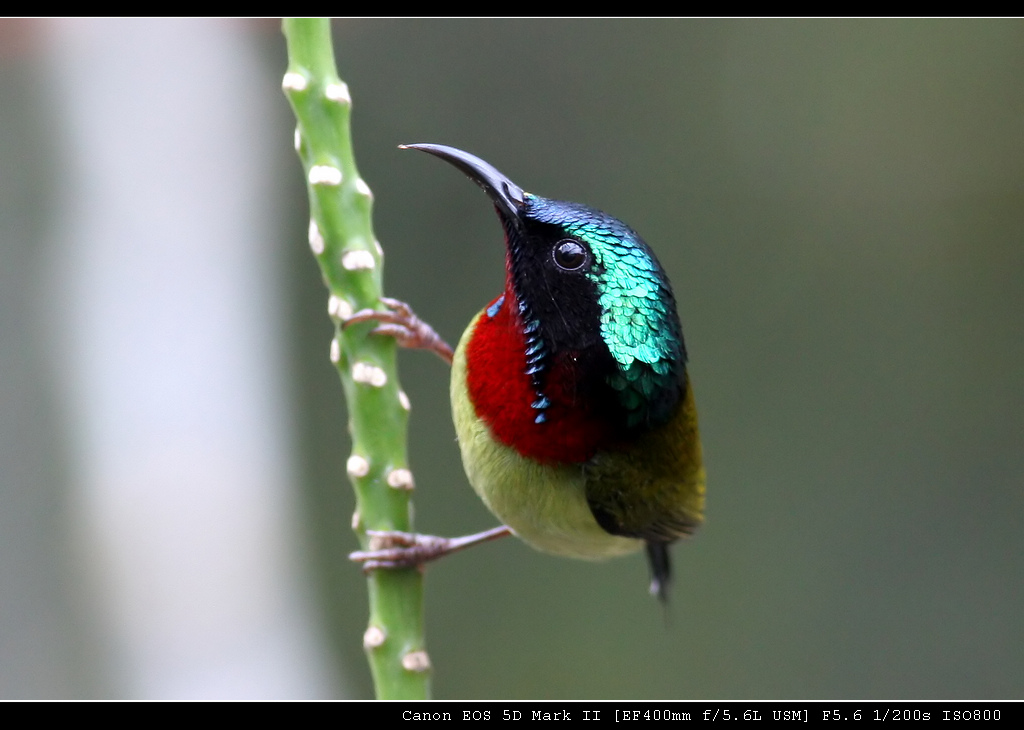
xmin=345 ymin=297 xmax=454 ymax=364
xmin=349 ymin=530 xmax=455 ymax=572
xmin=349 ymin=526 xmax=513 ymax=573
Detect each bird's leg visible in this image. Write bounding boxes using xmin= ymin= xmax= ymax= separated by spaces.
xmin=349 ymin=525 xmax=513 ymax=572
xmin=345 ymin=296 xmax=454 ymax=365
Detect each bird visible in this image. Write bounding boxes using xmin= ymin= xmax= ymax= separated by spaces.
xmin=348 ymin=143 xmax=704 ymax=602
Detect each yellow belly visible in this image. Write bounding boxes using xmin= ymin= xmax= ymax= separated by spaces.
xmin=450 ymin=311 xmax=643 ymax=560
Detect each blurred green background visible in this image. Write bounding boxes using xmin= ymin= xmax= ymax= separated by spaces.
xmin=1 ymin=18 xmax=1021 ymax=699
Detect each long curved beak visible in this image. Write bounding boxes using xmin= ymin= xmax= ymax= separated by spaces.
xmin=400 ymin=143 xmax=526 ymax=224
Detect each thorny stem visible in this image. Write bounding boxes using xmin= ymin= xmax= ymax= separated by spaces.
xmin=281 ymin=18 xmax=429 ymax=700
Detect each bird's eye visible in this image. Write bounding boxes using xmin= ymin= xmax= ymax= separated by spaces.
xmin=553 ymin=239 xmax=587 ymax=271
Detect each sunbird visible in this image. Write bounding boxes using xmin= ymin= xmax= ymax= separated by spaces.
xmin=349 ymin=144 xmax=704 ymax=601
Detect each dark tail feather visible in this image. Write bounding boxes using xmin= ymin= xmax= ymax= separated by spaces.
xmin=645 ymin=541 xmax=672 ymax=604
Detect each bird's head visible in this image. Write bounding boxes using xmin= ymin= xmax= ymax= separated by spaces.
xmin=403 ymin=143 xmax=687 ymax=433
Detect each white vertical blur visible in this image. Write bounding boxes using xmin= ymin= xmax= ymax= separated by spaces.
xmin=45 ymin=18 xmax=338 ymax=699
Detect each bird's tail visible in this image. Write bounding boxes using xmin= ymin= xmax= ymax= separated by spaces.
xmin=645 ymin=541 xmax=672 ymax=604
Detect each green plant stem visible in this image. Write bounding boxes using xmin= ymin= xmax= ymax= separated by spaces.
xmin=281 ymin=18 xmax=429 ymax=700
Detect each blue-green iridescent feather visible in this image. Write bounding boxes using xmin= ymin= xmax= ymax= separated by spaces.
xmin=525 ymin=194 xmax=685 ymax=428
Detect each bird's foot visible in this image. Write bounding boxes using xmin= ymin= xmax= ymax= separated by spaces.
xmin=345 ymin=297 xmax=454 ymax=365
xmin=349 ymin=525 xmax=512 ymax=572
